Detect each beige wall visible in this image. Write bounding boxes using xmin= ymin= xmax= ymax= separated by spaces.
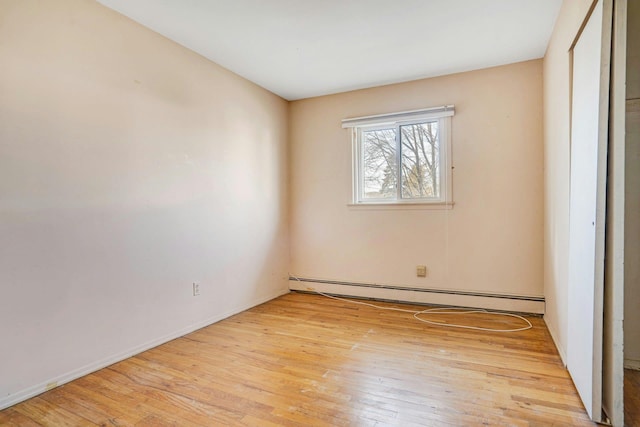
xmin=542 ymin=0 xmax=594 ymax=362
xmin=0 ymin=0 xmax=289 ymax=407
xmin=289 ymin=60 xmax=543 ymax=299
xmin=625 ymin=0 xmax=640 ymax=366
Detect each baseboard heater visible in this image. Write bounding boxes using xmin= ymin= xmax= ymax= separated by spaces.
xmin=289 ymin=276 xmax=545 ymax=314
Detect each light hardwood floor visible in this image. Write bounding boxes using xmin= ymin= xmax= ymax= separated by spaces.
xmin=0 ymin=292 xmax=595 ymax=426
xmin=625 ymin=368 xmax=640 ymax=427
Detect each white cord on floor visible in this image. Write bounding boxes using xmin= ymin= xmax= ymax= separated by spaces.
xmin=291 ymin=276 xmax=532 ymax=333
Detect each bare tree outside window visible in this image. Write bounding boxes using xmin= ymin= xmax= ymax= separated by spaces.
xmin=361 ymin=122 xmax=439 ymax=200
xmin=362 ymin=128 xmax=396 ymax=199
xmin=346 ymin=105 xmax=453 ymax=205
xmin=400 ymin=121 xmax=439 ymax=198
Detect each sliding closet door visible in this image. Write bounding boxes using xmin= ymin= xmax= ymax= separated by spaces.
xmin=567 ymin=0 xmax=612 ymax=422
xmin=602 ymin=0 xmax=627 ymax=425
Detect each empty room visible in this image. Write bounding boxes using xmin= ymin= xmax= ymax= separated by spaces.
xmin=1 ymin=0 xmax=637 ymax=425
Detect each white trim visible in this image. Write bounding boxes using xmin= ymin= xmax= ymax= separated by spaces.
xmin=351 ymin=127 xmax=359 ymax=205
xmin=624 ymin=359 xmax=640 ymax=371
xmin=442 ymin=115 xmax=453 ymax=202
xmin=544 ymin=315 xmax=567 ymax=366
xmin=350 ymin=111 xmax=454 ymax=206
xmin=347 ymin=202 xmax=454 ymax=210
xmin=601 ymin=1 xmax=626 ymax=425
xmin=0 ymin=288 xmax=289 ymax=411
xmin=289 ymin=279 xmax=544 ymax=314
xmin=342 ymin=105 xmax=455 ymax=128
xmin=394 ymin=122 xmax=402 ymax=200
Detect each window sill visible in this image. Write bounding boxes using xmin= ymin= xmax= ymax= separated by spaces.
xmin=347 ymin=202 xmax=454 ymax=210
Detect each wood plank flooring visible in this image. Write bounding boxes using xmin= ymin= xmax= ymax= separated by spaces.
xmin=0 ymin=292 xmax=595 ymax=426
xmin=625 ymin=368 xmax=640 ymax=427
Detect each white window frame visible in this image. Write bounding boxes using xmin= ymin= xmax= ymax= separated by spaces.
xmin=343 ymin=105 xmax=454 ymax=208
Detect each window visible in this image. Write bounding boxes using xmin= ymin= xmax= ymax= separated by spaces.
xmin=342 ymin=106 xmax=454 ymax=206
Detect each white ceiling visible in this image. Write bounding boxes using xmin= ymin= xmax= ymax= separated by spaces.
xmin=96 ymin=0 xmax=562 ymax=101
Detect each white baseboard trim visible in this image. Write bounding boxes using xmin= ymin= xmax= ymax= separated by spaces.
xmin=0 ymin=288 xmax=289 ymax=411
xmin=543 ymin=316 xmax=567 ymax=366
xmin=624 ymin=358 xmax=640 ymax=371
xmin=289 ymin=277 xmax=545 ymax=314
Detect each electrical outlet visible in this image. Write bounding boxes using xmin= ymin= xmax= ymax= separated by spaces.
xmin=192 ymin=282 xmax=200 ymax=296
xmin=416 ymin=265 xmax=427 ymax=277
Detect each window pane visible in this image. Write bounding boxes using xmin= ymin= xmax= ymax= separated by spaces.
xmin=400 ymin=122 xmax=440 ymax=198
xmin=362 ymin=128 xmax=397 ymax=199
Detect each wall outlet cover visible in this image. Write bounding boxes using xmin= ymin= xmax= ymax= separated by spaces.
xmin=417 ymin=265 xmax=427 ymax=277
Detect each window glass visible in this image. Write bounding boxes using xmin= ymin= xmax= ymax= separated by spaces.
xmin=344 ymin=105 xmax=454 ymax=207
xmin=362 ymin=128 xmax=396 ymax=200
xmin=400 ymin=121 xmax=439 ymax=199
